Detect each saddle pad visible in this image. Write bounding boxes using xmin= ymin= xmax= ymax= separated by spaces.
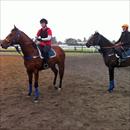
xmin=122 ymin=49 xmax=130 ymax=58
xmin=48 ymin=48 xmax=56 ymax=58
xmin=37 ymin=47 xmax=56 ymax=59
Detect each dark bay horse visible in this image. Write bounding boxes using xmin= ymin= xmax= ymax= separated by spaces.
xmin=86 ymin=32 xmax=130 ymax=92
xmin=1 ymin=26 xmax=65 ymax=102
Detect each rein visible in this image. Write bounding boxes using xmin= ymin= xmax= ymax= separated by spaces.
xmin=101 ymin=45 xmax=122 ymax=49
xmin=9 ymin=30 xmax=40 ymax=60
xmin=92 ymin=43 xmax=117 ymax=51
xmin=14 ymin=45 xmax=23 ymax=57
xmin=96 ymin=34 xmax=123 ymax=49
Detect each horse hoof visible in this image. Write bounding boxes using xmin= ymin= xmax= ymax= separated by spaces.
xmin=28 ymin=93 xmax=32 ymax=96
xmin=34 ymin=100 xmax=38 ymax=103
xmin=33 ymin=97 xmax=39 ymax=103
xmin=58 ymin=88 xmax=61 ymax=92
xmin=108 ymin=89 xmax=113 ymax=93
xmin=54 ymin=86 xmax=58 ymax=90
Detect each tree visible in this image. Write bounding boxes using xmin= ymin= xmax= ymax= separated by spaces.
xmin=83 ymin=37 xmax=87 ymax=42
xmin=65 ymin=38 xmax=77 ymax=45
xmin=77 ymin=39 xmax=82 ymax=42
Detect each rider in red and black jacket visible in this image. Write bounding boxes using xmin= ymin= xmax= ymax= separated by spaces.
xmin=36 ymin=18 xmax=52 ymax=68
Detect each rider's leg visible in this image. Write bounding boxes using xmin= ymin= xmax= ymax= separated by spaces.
xmin=43 ymin=46 xmax=51 ymax=67
xmin=38 ymin=45 xmax=44 ymax=57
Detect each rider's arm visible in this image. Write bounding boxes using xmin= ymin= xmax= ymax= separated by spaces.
xmin=115 ymin=32 xmax=124 ymax=44
xmin=115 ymin=33 xmax=122 ymax=44
xmin=35 ymin=28 xmax=52 ymax=42
xmin=41 ymin=35 xmax=52 ymax=41
xmin=35 ymin=29 xmax=42 ymax=42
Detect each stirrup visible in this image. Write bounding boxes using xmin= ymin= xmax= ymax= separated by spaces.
xmin=115 ymin=54 xmax=120 ymax=58
xmin=44 ymin=63 xmax=49 ymax=69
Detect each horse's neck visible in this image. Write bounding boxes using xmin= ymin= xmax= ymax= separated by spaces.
xmin=99 ymin=36 xmax=113 ymax=48
xmin=19 ymin=32 xmax=39 ymax=57
xmin=99 ymin=36 xmax=114 ymax=57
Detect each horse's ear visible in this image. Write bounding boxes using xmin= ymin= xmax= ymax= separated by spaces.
xmin=14 ymin=25 xmax=18 ymax=30
xmin=95 ymin=31 xmax=99 ymax=35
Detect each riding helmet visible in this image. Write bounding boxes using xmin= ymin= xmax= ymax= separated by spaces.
xmin=122 ymin=24 xmax=129 ymax=28
xmin=40 ymin=18 xmax=48 ymax=24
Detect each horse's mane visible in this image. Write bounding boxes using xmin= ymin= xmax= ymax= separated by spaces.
xmin=12 ymin=27 xmax=33 ymax=42
xmin=12 ymin=27 xmax=37 ymax=49
xmin=99 ymin=33 xmax=113 ymax=45
xmin=21 ymin=31 xmax=33 ymax=41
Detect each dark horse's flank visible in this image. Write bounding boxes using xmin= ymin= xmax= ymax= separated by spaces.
xmin=86 ymin=32 xmax=130 ymax=92
xmin=1 ymin=26 xmax=65 ymax=101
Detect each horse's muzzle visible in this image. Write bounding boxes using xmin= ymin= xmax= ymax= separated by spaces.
xmin=1 ymin=41 xmax=9 ymax=49
xmin=86 ymin=42 xmax=91 ymax=48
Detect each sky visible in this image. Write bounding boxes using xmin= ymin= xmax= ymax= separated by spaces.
xmin=0 ymin=0 xmax=130 ymax=42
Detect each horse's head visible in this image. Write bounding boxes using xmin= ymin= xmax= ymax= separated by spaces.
xmin=1 ymin=26 xmax=21 ymax=49
xmin=86 ymin=32 xmax=101 ymax=48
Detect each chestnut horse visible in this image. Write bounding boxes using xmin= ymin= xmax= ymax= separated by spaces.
xmin=1 ymin=26 xmax=65 ymax=102
xmin=86 ymin=32 xmax=130 ymax=92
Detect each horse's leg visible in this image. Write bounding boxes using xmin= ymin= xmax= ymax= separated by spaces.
xmin=108 ymin=66 xmax=115 ymax=92
xmin=34 ymin=70 xmax=39 ymax=102
xmin=27 ymin=70 xmax=33 ymax=96
xmin=58 ymin=62 xmax=65 ymax=91
xmin=51 ymin=65 xmax=58 ymax=89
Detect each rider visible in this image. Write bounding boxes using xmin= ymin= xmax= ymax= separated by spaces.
xmin=115 ymin=24 xmax=130 ymax=59
xmin=36 ymin=18 xmax=52 ymax=68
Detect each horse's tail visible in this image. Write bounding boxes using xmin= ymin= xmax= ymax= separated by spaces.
xmin=51 ymin=45 xmax=65 ymax=88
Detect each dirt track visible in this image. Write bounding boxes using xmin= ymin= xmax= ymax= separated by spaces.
xmin=0 ymin=54 xmax=130 ymax=130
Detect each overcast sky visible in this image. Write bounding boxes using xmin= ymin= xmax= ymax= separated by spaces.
xmin=0 ymin=0 xmax=130 ymax=42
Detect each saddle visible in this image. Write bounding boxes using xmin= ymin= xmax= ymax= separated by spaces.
xmin=116 ymin=48 xmax=130 ymax=63
xmin=37 ymin=47 xmax=56 ymax=59
xmin=36 ymin=47 xmax=56 ymax=69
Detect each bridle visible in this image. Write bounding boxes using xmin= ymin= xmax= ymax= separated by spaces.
xmin=90 ymin=34 xmax=102 ymax=51
xmin=3 ymin=29 xmax=40 ymax=60
xmin=93 ymin=34 xmax=119 ymax=50
xmin=92 ymin=34 xmax=115 ymax=55
xmin=5 ymin=30 xmax=23 ymax=56
xmin=5 ymin=30 xmax=21 ymax=46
